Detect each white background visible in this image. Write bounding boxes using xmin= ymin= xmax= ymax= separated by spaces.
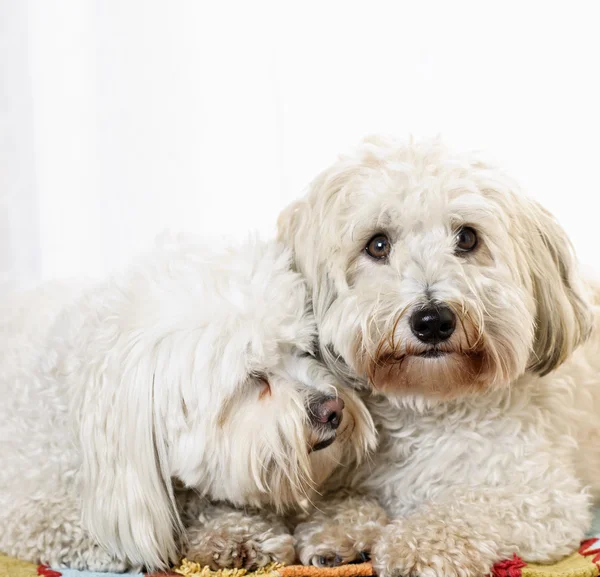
xmin=1 ymin=1 xmax=599 ymax=290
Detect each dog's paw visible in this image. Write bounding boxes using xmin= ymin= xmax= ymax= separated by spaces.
xmin=294 ymin=495 xmax=387 ymax=567
xmin=294 ymin=496 xmax=387 ymax=567
xmin=186 ymin=529 xmax=295 ymax=570
xmin=371 ymin=519 xmax=496 ymax=577
xmin=296 ymin=525 xmax=374 ymax=567
xmin=295 ymin=515 xmax=386 ymax=567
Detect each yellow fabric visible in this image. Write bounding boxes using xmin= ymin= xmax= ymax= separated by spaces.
xmin=172 ymin=561 xmax=376 ymax=577
xmin=173 ymin=551 xmax=600 ymax=577
xmin=174 ymin=560 xmax=284 ymax=577
xmin=0 ymin=553 xmax=38 ymax=577
xmin=0 ymin=547 xmax=598 ymax=577
xmin=522 ymin=550 xmax=599 ymax=577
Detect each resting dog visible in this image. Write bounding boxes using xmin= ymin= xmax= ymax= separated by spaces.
xmin=0 ymin=234 xmax=375 ymax=572
xmin=279 ymin=136 xmax=600 ymax=577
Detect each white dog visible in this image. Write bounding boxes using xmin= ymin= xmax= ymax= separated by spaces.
xmin=279 ymin=136 xmax=600 ymax=577
xmin=0 ymin=234 xmax=375 ymax=572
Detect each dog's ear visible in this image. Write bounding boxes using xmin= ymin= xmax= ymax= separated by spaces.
xmin=277 ymin=198 xmax=311 ymax=271
xmin=519 ymin=200 xmax=592 ymax=375
xmin=78 ymin=349 xmax=182 ymax=570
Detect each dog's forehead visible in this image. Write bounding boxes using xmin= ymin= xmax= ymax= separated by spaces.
xmin=339 ymin=162 xmax=502 ymax=236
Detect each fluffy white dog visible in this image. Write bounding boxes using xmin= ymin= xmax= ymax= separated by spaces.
xmin=0 ymin=234 xmax=375 ymax=572
xmin=279 ymin=136 xmax=600 ymax=577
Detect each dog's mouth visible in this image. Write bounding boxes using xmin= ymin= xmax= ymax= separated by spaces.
xmin=416 ymin=348 xmax=449 ymax=359
xmin=386 ymin=347 xmax=454 ymax=361
xmin=308 ymin=432 xmax=337 ymax=454
xmin=311 ymin=436 xmax=336 ymax=452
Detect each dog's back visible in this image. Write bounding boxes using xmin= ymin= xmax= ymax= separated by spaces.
xmin=0 ymin=281 xmax=85 ymax=511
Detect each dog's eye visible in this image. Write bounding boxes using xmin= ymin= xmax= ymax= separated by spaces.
xmin=297 ymin=350 xmax=315 ymax=358
xmin=365 ymin=234 xmax=391 ymax=260
xmin=456 ymin=227 xmax=478 ymax=252
xmin=251 ymin=371 xmax=272 ymax=398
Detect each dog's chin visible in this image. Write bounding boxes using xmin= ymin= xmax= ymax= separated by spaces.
xmin=368 ymin=350 xmax=491 ymax=399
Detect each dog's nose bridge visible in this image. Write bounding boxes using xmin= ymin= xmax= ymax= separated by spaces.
xmin=404 ymin=230 xmax=456 ymax=287
xmin=398 ymin=233 xmax=466 ymax=311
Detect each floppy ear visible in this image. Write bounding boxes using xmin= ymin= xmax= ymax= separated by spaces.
xmin=520 ymin=200 xmax=593 ymax=375
xmin=78 ymin=346 xmax=182 ymax=570
xmin=279 ymin=190 xmax=360 ymax=386
xmin=277 ymin=198 xmax=310 ymax=270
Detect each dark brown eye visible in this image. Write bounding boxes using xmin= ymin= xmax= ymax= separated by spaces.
xmin=456 ymin=226 xmax=478 ymax=252
xmin=365 ymin=234 xmax=391 ymax=260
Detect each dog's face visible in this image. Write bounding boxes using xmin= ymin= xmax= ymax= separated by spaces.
xmin=279 ymin=136 xmax=592 ymax=400
xmin=166 ymin=299 xmax=375 ymax=512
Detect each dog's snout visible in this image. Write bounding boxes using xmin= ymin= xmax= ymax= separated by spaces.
xmin=410 ymin=305 xmax=456 ymax=344
xmin=310 ymin=396 xmax=344 ymax=429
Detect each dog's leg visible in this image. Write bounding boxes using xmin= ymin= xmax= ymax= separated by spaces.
xmin=182 ymin=499 xmax=296 ymax=570
xmin=372 ymin=479 xmax=592 ymax=577
xmin=294 ymin=492 xmax=388 ymax=567
xmin=0 ymin=496 xmax=131 ymax=572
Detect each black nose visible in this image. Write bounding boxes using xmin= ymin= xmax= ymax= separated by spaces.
xmin=410 ymin=305 xmax=456 ymax=344
xmin=310 ymin=397 xmax=344 ymax=430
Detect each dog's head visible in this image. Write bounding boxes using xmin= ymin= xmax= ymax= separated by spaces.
xmin=278 ymin=135 xmax=592 ymax=400
xmin=76 ymin=236 xmax=375 ymax=569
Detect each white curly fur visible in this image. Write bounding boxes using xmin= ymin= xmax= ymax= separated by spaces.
xmin=0 ymin=233 xmax=376 ymax=572
xmin=279 ymin=135 xmax=600 ymax=577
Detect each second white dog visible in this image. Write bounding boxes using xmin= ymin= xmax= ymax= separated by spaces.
xmin=0 ymin=234 xmax=375 ymax=572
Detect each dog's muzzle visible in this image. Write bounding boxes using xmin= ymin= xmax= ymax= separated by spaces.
xmin=308 ymin=395 xmax=344 ymax=451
